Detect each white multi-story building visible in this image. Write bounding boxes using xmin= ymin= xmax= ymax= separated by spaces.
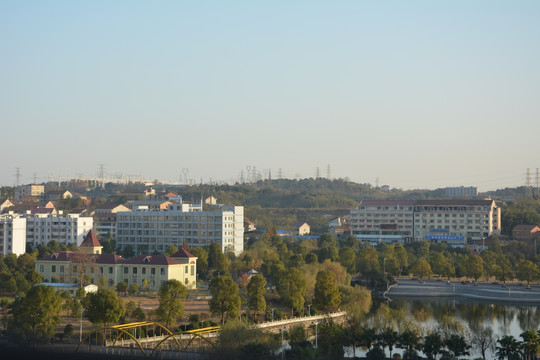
xmin=350 ymin=200 xmax=416 ymax=244
xmin=413 ymin=199 xmax=501 ymax=249
xmin=349 ymin=199 xmax=501 ymax=248
xmin=116 ymin=203 xmax=244 ymax=255
xmin=24 ymin=211 xmax=94 ymax=248
xmin=14 ymin=184 xmax=45 ymax=202
xmin=92 ymin=204 xmax=131 ymax=239
xmin=445 ymin=186 xmax=478 ymax=197
xmin=0 ymin=215 xmax=27 ymax=255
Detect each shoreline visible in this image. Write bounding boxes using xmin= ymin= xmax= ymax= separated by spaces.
xmin=385 ymin=278 xmax=540 ymax=305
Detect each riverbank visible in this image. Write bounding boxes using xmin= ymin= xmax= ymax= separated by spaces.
xmin=385 ymin=278 xmax=540 ymax=304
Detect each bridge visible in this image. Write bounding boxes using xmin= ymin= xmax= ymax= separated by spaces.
xmin=75 ymin=312 xmax=347 ymax=358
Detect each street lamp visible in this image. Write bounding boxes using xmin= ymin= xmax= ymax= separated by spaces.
xmin=281 ymin=326 xmax=287 ymax=360
xmin=314 ymin=321 xmax=320 ymax=349
xmin=383 ymin=257 xmax=387 ymax=275
xmin=308 ymin=304 xmax=312 ymax=317
xmin=272 ymin=308 xmax=276 ymax=321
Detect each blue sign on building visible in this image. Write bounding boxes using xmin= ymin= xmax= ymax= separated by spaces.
xmin=425 ymin=235 xmax=465 ymax=241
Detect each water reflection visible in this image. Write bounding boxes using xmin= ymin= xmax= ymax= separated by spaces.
xmin=371 ymin=297 xmax=540 ymax=356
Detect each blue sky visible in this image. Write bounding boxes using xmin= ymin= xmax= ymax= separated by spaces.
xmin=1 ymin=1 xmax=539 ymax=191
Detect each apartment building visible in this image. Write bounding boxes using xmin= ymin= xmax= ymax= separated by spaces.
xmin=414 ymin=200 xmax=501 ymax=248
xmin=14 ymin=184 xmax=45 ymax=202
xmin=349 ymin=199 xmax=501 ymax=248
xmin=0 ymin=215 xmax=27 ymax=255
xmin=92 ymin=204 xmax=130 ymax=239
xmin=350 ymin=200 xmax=415 ymax=244
xmin=116 ymin=203 xmax=244 ymax=255
xmin=445 ymin=186 xmax=478 ymax=197
xmin=35 ymin=230 xmax=198 ymax=290
xmin=25 ymin=211 xmax=93 ymax=248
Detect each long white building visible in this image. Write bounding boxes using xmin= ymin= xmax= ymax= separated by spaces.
xmin=116 ymin=203 xmax=244 ymax=255
xmin=24 ymin=210 xmax=94 ymax=248
xmin=0 ymin=210 xmax=93 ymax=254
xmin=350 ymin=199 xmax=501 ymax=248
xmin=0 ymin=215 xmax=27 ymax=256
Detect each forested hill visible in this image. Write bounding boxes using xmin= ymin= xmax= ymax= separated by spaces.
xmin=159 ymin=178 xmax=453 ymax=209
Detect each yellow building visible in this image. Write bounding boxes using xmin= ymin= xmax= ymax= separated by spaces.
xmin=35 ymin=230 xmax=197 ymax=291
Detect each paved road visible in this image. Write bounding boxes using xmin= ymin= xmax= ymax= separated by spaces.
xmin=386 ymin=278 xmax=540 ymax=304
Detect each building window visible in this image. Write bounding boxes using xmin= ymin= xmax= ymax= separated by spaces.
xmin=124 ymin=267 xmax=128 ymax=274
xmin=109 ymin=267 xmax=113 ymax=274
xmin=51 ymin=265 xmax=56 ymax=273
xmin=39 ymin=265 xmax=44 ymax=272
xmin=185 ymin=266 xmax=188 ymax=274
xmin=133 ymin=267 xmax=137 ymax=274
xmin=161 ymin=268 xmax=166 ymax=275
xmin=142 ymin=268 xmax=146 ymax=275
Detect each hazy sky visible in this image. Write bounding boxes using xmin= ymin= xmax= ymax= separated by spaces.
xmin=2 ymin=1 xmax=539 ymax=191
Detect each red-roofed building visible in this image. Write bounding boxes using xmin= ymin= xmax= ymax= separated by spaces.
xmin=512 ymin=225 xmax=540 ymax=242
xmin=35 ymin=230 xmax=198 ymax=290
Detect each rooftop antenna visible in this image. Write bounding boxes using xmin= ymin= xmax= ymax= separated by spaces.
xmin=33 ymin=172 xmax=38 ymax=184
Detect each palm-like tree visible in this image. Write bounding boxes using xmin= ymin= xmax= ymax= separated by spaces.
xmin=379 ymin=327 xmax=400 ymax=359
xmin=399 ymin=329 xmax=422 ymax=360
xmin=445 ymin=334 xmax=471 ymax=359
xmin=520 ymin=330 xmax=540 ymax=360
xmin=358 ymin=327 xmax=378 ymax=351
xmin=496 ymin=335 xmax=522 ymax=360
xmin=423 ymin=332 xmax=444 ymax=360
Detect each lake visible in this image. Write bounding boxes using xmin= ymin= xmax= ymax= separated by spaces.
xmin=345 ymin=297 xmax=540 ymax=359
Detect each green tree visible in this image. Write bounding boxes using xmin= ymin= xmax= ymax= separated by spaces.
xmin=431 ymin=253 xmax=455 ymax=280
xmin=247 ymin=275 xmax=266 ymax=321
xmin=156 ymin=279 xmax=187 ymax=327
xmin=463 ymin=254 xmax=484 ymax=282
xmin=357 ymin=246 xmax=380 ymax=278
xmin=516 ymin=260 xmax=540 ymax=286
xmin=165 ymin=245 xmax=178 ymax=256
xmin=277 ymin=267 xmax=306 ymax=316
xmin=116 ymin=281 xmax=128 ymax=295
xmin=520 ymin=329 xmax=540 ymax=360
xmin=410 ymin=258 xmax=433 ymax=281
xmin=7 ymin=284 xmax=63 ymax=344
xmin=209 ymin=275 xmax=241 ymax=324
xmin=208 ymin=243 xmax=230 ymax=275
xmin=423 ymin=332 xmax=444 ymax=360
xmin=496 ymin=335 xmax=522 ymax=360
xmin=128 ymin=283 xmax=139 ymax=296
xmin=338 ymin=247 xmax=356 ymax=273
xmin=314 ymin=270 xmax=341 ymax=312
xmin=84 ymin=288 xmax=125 ymax=327
xmin=191 ymin=247 xmax=209 ymax=278
xmin=445 ymin=334 xmax=471 ymax=359
xmin=493 ymin=255 xmax=514 ymax=285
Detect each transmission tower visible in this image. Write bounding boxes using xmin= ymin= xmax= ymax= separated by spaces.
xmin=14 ymin=168 xmax=21 ymax=186
xmin=327 ymin=164 xmax=331 ymax=180
xmin=316 ymin=167 xmax=320 ymax=178
xmin=535 ymin=168 xmax=540 ymax=199
xmin=99 ymin=164 xmax=105 ymax=188
xmin=526 ymin=168 xmax=532 ymax=198
xmin=278 ymin=168 xmax=283 ymax=180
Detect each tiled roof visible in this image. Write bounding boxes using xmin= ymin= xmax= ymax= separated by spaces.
xmin=359 ymin=200 xmax=416 ymax=206
xmin=171 ymin=248 xmax=196 ymax=258
xmin=80 ymin=230 xmax=102 ymax=248
xmin=96 ymin=254 xmax=127 ymax=264
xmin=416 ymin=199 xmax=494 ymax=206
xmin=512 ymin=224 xmax=540 ymax=232
xmin=124 ymin=255 xmax=182 ymax=265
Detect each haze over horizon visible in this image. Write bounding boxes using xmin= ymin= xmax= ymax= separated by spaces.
xmin=2 ymin=1 xmax=539 ymax=192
